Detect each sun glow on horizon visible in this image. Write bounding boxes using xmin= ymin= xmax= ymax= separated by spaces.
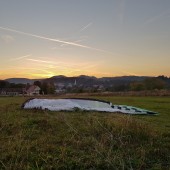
xmin=1 ymin=67 xmax=170 ymax=80
xmin=0 ymin=1 xmax=170 ymax=80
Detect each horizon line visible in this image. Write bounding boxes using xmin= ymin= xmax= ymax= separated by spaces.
xmin=1 ymin=74 xmax=168 ymax=80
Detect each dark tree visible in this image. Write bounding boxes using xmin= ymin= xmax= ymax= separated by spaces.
xmin=0 ymin=80 xmax=9 ymax=88
xmin=130 ymin=82 xmax=145 ymax=91
xmin=144 ymin=78 xmax=166 ymax=90
xmin=34 ymin=81 xmax=42 ymax=87
xmin=41 ymin=81 xmax=55 ymax=94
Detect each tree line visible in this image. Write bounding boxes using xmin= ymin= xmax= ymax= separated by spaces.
xmin=0 ymin=76 xmax=170 ymax=93
xmin=107 ymin=76 xmax=170 ymax=92
xmin=0 ymin=80 xmax=55 ymax=94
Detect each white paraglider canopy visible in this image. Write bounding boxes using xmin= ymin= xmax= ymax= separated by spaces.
xmin=22 ymin=98 xmax=158 ymax=115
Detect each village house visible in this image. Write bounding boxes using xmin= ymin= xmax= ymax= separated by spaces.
xmin=0 ymin=88 xmax=24 ymax=96
xmin=25 ymin=85 xmax=41 ymax=96
xmin=0 ymin=85 xmax=41 ymax=96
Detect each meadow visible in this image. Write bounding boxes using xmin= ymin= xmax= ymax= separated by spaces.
xmin=0 ymin=96 xmax=170 ymax=169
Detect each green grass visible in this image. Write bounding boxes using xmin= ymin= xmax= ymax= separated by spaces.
xmin=0 ymin=96 xmax=170 ymax=169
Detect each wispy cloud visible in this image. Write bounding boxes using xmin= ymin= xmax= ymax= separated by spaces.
xmin=1 ymin=34 xmax=14 ymax=43
xmin=80 ymin=22 xmax=93 ymax=32
xmin=5 ymin=66 xmax=54 ymax=74
xmin=26 ymin=58 xmax=61 ymax=65
xmin=0 ymin=26 xmax=109 ymax=53
xmin=9 ymin=54 xmax=32 ymax=61
xmin=143 ymin=10 xmax=170 ymax=26
xmin=59 ymin=38 xmax=86 ymax=48
xmin=26 ymin=58 xmax=100 ymax=73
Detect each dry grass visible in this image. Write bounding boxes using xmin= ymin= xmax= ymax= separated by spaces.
xmin=0 ymin=96 xmax=170 ymax=169
xmin=60 ymin=89 xmax=170 ymax=97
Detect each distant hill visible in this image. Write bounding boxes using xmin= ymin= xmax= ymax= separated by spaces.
xmin=4 ymin=76 xmax=150 ymax=85
xmin=45 ymin=75 xmax=150 ymax=87
xmin=5 ymin=78 xmax=40 ymax=84
xmin=100 ymin=76 xmax=149 ymax=82
xmin=2 ymin=75 xmax=170 ymax=93
xmin=5 ymin=76 xmax=164 ymax=87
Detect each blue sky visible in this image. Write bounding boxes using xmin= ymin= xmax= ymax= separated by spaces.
xmin=0 ymin=0 xmax=170 ymax=79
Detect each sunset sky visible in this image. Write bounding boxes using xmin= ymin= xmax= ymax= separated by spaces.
xmin=0 ymin=0 xmax=170 ymax=79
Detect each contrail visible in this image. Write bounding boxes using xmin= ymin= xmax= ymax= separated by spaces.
xmin=143 ymin=9 xmax=170 ymax=26
xmin=26 ymin=58 xmax=61 ymax=65
xmin=0 ymin=26 xmax=106 ymax=52
xmin=80 ymin=22 xmax=93 ymax=32
xmin=60 ymin=38 xmax=85 ymax=47
xmin=9 ymin=54 xmax=32 ymax=61
xmin=119 ymin=0 xmax=126 ymax=25
xmin=26 ymin=58 xmax=82 ymax=69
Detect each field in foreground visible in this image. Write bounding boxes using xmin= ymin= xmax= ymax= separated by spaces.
xmin=0 ymin=96 xmax=170 ymax=169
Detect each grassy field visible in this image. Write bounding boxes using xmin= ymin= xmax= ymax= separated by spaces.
xmin=0 ymin=96 xmax=170 ymax=169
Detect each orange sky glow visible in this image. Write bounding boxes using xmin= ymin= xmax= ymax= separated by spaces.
xmin=0 ymin=1 xmax=170 ymax=79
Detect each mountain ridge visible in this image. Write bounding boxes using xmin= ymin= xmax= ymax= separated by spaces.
xmin=4 ymin=78 xmax=42 ymax=84
xmin=4 ymin=75 xmax=151 ymax=85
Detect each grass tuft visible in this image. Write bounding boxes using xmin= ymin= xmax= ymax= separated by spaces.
xmin=0 ymin=97 xmax=169 ymax=169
